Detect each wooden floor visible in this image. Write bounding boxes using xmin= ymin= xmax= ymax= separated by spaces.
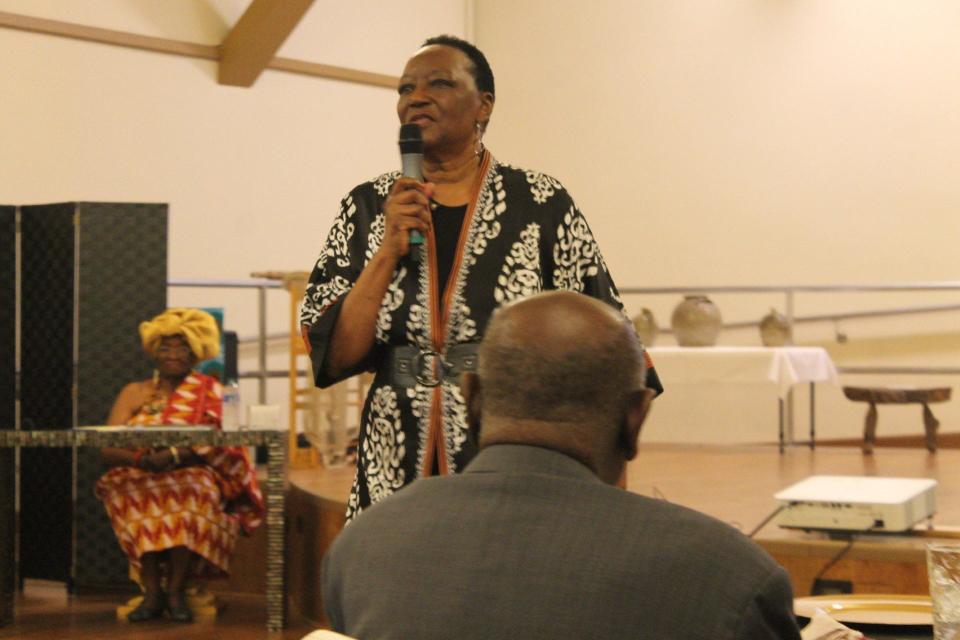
xmin=819 ymin=430 xmax=960 ymax=450
xmin=0 ymin=581 xmax=316 ymax=640
xmin=291 ymin=441 xmax=960 ymax=541
xmin=626 ymin=442 xmax=959 ymax=536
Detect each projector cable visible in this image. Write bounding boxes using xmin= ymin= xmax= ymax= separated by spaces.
xmin=747 ymin=504 xmax=788 ymax=539
xmin=808 ymin=522 xmax=881 ymax=593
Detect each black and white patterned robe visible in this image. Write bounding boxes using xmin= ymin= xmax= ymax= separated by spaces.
xmin=301 ymin=155 xmax=661 ymax=519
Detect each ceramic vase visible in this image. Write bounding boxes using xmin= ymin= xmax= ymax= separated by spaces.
xmin=631 ymin=308 xmax=658 ymax=347
xmin=671 ymin=295 xmax=722 ymax=347
xmin=759 ymin=308 xmax=792 ymax=347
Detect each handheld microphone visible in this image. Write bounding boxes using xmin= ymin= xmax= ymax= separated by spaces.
xmin=398 ymin=124 xmax=426 ymax=260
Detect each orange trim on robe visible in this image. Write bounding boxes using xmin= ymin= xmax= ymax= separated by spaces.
xmin=420 ymin=150 xmax=492 ymax=478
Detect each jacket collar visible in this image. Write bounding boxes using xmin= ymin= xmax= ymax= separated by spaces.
xmin=463 ymin=444 xmax=602 ymax=484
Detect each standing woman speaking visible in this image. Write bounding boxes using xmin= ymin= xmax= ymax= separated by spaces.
xmin=301 ymin=35 xmax=661 ymax=520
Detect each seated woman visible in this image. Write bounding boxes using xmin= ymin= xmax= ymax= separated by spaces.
xmin=96 ymin=308 xmax=264 ymax=623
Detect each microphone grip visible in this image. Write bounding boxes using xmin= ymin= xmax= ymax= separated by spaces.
xmin=400 ymin=152 xmax=426 ymax=263
xmin=408 ymin=230 xmax=424 ymax=264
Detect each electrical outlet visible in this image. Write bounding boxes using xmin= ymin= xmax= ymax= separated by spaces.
xmin=812 ymin=579 xmax=853 ymax=596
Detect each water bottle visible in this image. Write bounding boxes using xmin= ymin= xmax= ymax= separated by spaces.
xmin=222 ymin=379 xmax=241 ymax=431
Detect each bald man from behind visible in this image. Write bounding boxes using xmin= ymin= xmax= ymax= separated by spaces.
xmin=321 ymin=290 xmax=802 ymax=640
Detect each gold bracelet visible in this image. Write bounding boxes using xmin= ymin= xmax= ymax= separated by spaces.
xmin=169 ymin=446 xmax=180 ymax=466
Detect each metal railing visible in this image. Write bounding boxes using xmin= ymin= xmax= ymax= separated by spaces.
xmin=169 ymin=279 xmax=960 ymax=406
xmin=168 ymin=278 xmax=282 ymax=404
xmin=622 ymin=283 xmax=960 ymax=377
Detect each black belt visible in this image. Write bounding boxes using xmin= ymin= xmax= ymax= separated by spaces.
xmin=384 ymin=344 xmax=479 ymax=388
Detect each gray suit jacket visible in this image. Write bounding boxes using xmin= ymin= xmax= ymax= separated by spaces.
xmin=322 ymin=444 xmax=802 ymax=640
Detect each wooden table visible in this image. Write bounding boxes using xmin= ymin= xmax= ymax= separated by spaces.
xmin=0 ymin=429 xmax=288 ymax=631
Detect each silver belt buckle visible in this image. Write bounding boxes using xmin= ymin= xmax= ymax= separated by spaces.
xmin=411 ymin=349 xmax=449 ymax=387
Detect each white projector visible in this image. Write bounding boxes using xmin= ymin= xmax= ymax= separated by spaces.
xmin=773 ymin=475 xmax=937 ymax=533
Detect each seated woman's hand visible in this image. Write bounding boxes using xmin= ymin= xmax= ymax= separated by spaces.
xmin=140 ymin=449 xmax=176 ymax=472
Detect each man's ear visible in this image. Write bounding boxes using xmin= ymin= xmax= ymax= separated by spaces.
xmin=460 ymin=371 xmax=483 ymax=444
xmin=619 ymin=388 xmax=654 ymax=461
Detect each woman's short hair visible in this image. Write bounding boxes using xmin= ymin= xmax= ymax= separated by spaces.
xmin=422 ymin=34 xmax=495 ymax=98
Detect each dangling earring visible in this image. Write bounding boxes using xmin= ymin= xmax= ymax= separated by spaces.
xmin=474 ymin=121 xmax=485 ymax=158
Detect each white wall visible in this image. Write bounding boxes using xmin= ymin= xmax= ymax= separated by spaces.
xmin=477 ymin=1 xmax=960 ymax=287
xmin=0 ymin=0 xmax=468 ymax=422
xmin=474 ymin=1 xmax=960 ymax=442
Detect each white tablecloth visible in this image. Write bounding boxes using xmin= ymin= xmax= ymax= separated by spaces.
xmin=648 ymin=347 xmax=839 ymax=399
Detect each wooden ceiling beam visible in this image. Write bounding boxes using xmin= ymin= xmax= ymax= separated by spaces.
xmin=219 ymin=0 xmax=315 ymax=87
xmin=0 ymin=10 xmax=218 ymax=60
xmin=0 ymin=9 xmax=397 ymax=90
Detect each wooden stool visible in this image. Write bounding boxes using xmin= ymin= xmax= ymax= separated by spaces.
xmin=842 ymin=386 xmax=951 ymax=454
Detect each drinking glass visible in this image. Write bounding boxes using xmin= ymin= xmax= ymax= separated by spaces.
xmin=928 ymin=542 xmax=960 ymax=640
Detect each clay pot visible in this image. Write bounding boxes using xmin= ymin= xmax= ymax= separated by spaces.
xmin=631 ymin=308 xmax=658 ymax=347
xmin=671 ymin=295 xmax=722 ymax=347
xmin=759 ymin=308 xmax=792 ymax=347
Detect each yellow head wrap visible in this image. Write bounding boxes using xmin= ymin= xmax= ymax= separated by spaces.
xmin=139 ymin=308 xmax=221 ymax=361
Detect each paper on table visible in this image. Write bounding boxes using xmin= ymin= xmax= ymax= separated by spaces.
xmin=800 ymin=610 xmax=865 ymax=640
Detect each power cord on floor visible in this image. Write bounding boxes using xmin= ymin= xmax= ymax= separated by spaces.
xmin=809 ymin=522 xmax=880 ymax=594
xmin=748 ymin=504 xmax=787 ymax=538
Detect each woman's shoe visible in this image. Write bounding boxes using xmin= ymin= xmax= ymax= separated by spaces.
xmin=127 ymin=598 xmax=165 ymax=622
xmin=167 ymin=598 xmax=194 ymax=623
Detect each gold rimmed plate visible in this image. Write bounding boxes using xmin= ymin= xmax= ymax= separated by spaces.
xmin=794 ymin=594 xmax=933 ymax=626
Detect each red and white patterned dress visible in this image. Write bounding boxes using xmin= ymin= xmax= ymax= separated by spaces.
xmin=95 ymin=372 xmax=264 ymax=578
